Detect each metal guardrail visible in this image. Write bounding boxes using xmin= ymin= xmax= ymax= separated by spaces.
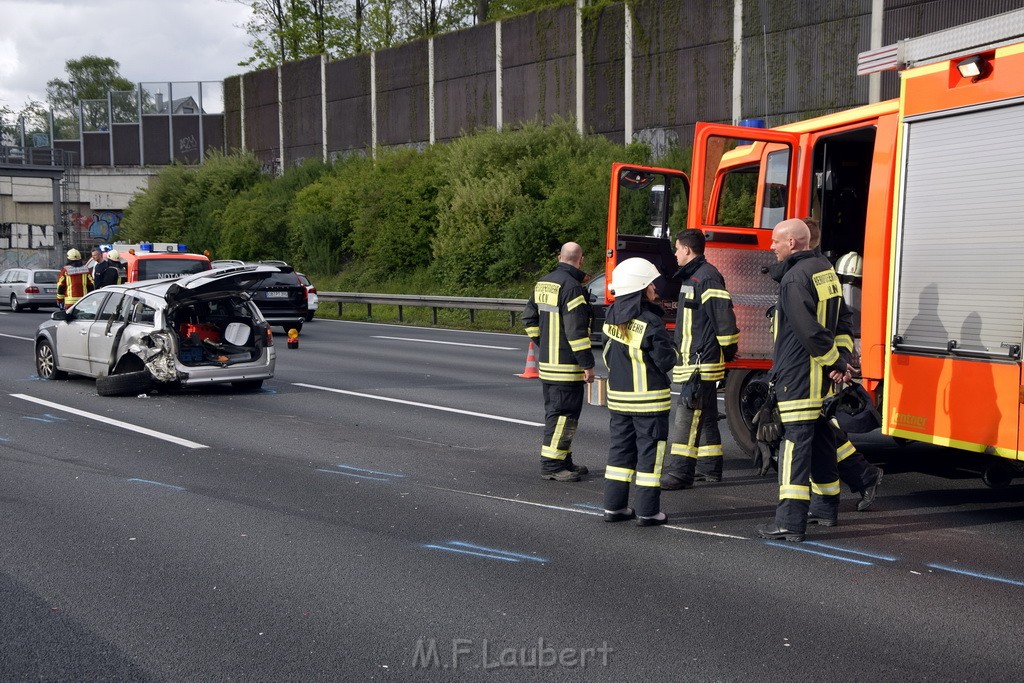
xmin=318 ymin=292 xmax=529 ymax=326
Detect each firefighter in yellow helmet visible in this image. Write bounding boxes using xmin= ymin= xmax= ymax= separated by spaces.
xmin=56 ymin=248 xmax=94 ymax=309
xmin=601 ymin=257 xmax=676 ymax=526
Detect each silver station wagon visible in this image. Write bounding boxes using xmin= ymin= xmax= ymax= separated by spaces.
xmin=0 ymin=267 xmax=60 ymax=311
xmin=35 ymin=265 xmax=279 ymax=396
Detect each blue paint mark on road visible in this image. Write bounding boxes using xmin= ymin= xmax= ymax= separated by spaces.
xmin=127 ymin=478 xmax=186 ymax=492
xmin=573 ymin=503 xmax=605 ymax=512
xmin=22 ymin=413 xmax=67 ymax=423
xmin=424 ymin=541 xmax=547 ymax=564
xmin=764 ymin=540 xmax=874 ymax=566
xmin=803 ymin=541 xmax=898 ymax=562
xmin=0 ymin=436 xmax=10 ymax=442
xmin=448 ymin=541 xmax=547 ymax=564
xmin=927 ymin=563 xmax=1024 ymax=587
xmin=424 ymin=544 xmax=521 ymax=563
xmin=316 ymin=468 xmax=390 ymax=481
xmin=333 ymin=464 xmax=405 ymax=478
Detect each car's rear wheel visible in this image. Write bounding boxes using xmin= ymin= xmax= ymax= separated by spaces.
xmin=232 ymin=379 xmax=264 ymax=392
xmin=305 ymin=310 xmax=315 ymax=322
xmin=36 ymin=339 xmax=67 ymax=380
xmin=10 ymin=294 xmax=21 ymax=312
xmin=96 ymin=369 xmax=153 ymax=397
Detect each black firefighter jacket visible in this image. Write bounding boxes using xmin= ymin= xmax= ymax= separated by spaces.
xmin=769 ymin=250 xmax=853 ymax=425
xmin=522 ymin=262 xmax=595 ymax=382
xmin=673 ymin=255 xmax=740 ymax=384
xmin=602 ymin=298 xmax=677 ymax=415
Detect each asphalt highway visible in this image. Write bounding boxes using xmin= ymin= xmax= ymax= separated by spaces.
xmin=1 ymin=309 xmax=1022 ymax=681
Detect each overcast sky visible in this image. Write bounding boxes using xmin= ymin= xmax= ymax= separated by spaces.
xmin=0 ymin=0 xmax=254 ymax=112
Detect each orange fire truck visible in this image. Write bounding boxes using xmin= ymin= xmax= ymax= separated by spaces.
xmin=603 ymin=9 xmax=1024 ymax=486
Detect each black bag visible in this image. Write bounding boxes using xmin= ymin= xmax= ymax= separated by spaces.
xmin=679 ymin=367 xmax=701 ymax=409
xmin=750 ymin=387 xmax=782 ymax=476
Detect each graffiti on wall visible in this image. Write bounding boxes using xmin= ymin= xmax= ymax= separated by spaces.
xmin=71 ymin=211 xmax=123 ymax=242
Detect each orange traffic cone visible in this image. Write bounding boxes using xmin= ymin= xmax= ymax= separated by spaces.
xmin=516 ymin=341 xmax=539 ymax=379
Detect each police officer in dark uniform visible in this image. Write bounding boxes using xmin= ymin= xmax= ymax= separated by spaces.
xmin=661 ymin=229 xmax=739 ymax=489
xmin=522 ymin=242 xmax=595 ymax=482
xmin=757 ymin=219 xmax=852 ymax=542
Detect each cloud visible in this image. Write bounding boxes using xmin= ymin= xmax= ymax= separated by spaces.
xmin=0 ymin=0 xmax=252 ymax=110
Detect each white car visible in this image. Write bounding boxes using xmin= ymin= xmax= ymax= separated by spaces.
xmin=296 ymin=273 xmax=319 ymax=321
xmin=34 ymin=265 xmax=279 ymax=395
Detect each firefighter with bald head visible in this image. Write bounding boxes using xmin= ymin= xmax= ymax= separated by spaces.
xmin=757 ymin=219 xmax=852 ymax=542
xmin=802 ymin=217 xmax=883 ymax=511
xmin=522 ymin=242 xmax=595 ymax=482
xmin=56 ymin=248 xmax=94 ymax=310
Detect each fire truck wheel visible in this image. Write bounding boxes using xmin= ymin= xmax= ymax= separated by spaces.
xmin=724 ymin=368 xmax=768 ymax=455
xmin=982 ymin=463 xmax=1016 ymax=489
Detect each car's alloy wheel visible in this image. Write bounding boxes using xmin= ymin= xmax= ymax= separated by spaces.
xmin=10 ymin=294 xmax=21 ymax=312
xmin=36 ymin=340 xmax=66 ymax=380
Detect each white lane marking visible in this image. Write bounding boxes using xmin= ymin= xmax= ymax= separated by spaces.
xmin=10 ymin=394 xmax=209 ymax=449
xmin=371 ymin=335 xmax=518 ymax=351
xmin=1 ymin=332 xmax=33 ymax=341
xmin=294 ymin=383 xmax=544 ymax=427
xmin=427 ymin=485 xmax=749 ymax=540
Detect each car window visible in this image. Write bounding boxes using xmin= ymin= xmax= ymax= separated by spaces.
xmin=0 ymin=271 xmax=8 ymax=283
xmin=70 ymin=292 xmax=106 ymax=321
xmin=137 ymin=258 xmax=212 ymax=280
xmin=98 ymin=292 xmax=125 ymax=321
xmin=261 ymin=273 xmax=300 ymax=287
xmin=12 ymin=270 xmax=27 ymax=283
xmin=127 ymin=300 xmax=157 ymax=325
xmin=34 ymin=271 xmax=58 ymax=284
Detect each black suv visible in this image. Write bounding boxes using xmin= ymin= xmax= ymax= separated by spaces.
xmin=248 ymin=264 xmax=308 ymax=333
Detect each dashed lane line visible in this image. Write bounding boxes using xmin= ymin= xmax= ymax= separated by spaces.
xmin=10 ymin=394 xmax=209 ymax=449
xmin=294 ymin=382 xmax=543 ymax=427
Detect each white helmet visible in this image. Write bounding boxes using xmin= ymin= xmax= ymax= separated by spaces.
xmin=610 ymin=258 xmax=661 ymax=296
xmin=836 ymin=251 xmax=863 ymax=278
xmin=107 ymin=249 xmax=121 ymax=262
xmin=66 ymin=248 xmax=81 ymax=260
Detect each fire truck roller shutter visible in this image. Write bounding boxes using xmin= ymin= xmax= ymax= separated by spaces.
xmin=892 ymin=100 xmax=1024 ymax=358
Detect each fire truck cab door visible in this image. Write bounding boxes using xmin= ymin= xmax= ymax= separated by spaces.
xmin=606 ymin=163 xmax=689 ymax=309
xmin=688 ymin=123 xmax=802 ymax=361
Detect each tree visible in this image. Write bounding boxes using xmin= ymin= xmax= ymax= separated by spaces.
xmin=46 ymin=56 xmax=134 ymax=136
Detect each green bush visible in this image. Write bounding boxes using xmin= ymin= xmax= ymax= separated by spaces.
xmin=118 ymin=122 xmax=683 ymax=305
xmin=119 ymin=151 xmax=263 ymax=251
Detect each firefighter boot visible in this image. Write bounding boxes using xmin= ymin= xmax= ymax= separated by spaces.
xmin=564 ymin=453 xmax=589 ymax=476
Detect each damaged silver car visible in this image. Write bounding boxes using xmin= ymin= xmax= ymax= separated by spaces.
xmin=34 ymin=264 xmax=278 ymax=396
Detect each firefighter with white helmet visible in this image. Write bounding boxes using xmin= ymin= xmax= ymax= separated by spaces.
xmin=522 ymin=242 xmax=596 ymax=482
xmin=56 ymin=248 xmax=94 ymax=309
xmin=601 ymin=257 xmax=677 ymax=526
xmin=96 ymin=249 xmax=123 ymax=287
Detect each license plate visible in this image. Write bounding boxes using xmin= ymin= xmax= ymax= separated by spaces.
xmin=265 ymin=291 xmax=289 ymax=298
xmin=45 ymin=288 xmax=56 ymax=293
